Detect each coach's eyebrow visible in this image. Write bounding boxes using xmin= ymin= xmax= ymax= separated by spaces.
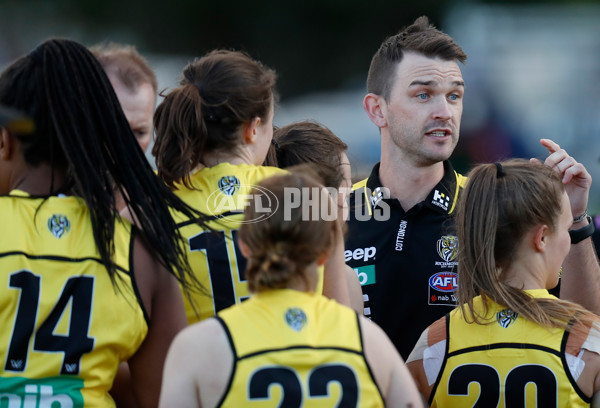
xmin=409 ymin=80 xmax=465 ymax=88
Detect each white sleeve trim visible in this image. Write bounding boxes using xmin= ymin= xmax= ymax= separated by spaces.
xmin=582 ymin=322 xmax=600 ymax=356
xmin=566 ymin=350 xmax=585 ymax=381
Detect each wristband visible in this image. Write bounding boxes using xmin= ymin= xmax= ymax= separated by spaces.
xmin=569 ymin=215 xmax=595 ymax=244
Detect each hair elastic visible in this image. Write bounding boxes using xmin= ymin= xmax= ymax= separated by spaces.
xmin=193 ymin=82 xmax=204 ymax=97
xmin=494 ymin=162 xmax=505 ymax=178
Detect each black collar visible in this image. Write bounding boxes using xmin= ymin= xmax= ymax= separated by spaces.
xmin=362 ymin=161 xmax=465 ymax=215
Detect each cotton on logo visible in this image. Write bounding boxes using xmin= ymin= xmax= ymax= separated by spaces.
xmin=429 ymin=272 xmax=457 ymax=292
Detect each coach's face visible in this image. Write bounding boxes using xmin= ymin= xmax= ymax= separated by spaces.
xmin=384 ymin=52 xmax=464 ymax=167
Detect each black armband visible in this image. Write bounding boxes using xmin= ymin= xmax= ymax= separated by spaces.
xmin=569 ymin=215 xmax=595 ymax=244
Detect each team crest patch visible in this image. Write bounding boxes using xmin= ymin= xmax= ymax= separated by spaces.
xmin=47 ymin=214 xmax=71 ymax=239
xmin=284 ymin=308 xmax=307 ymax=332
xmin=218 ymin=175 xmax=240 ymax=196
xmin=437 ymin=235 xmax=458 ymax=262
xmin=497 ymin=309 xmax=518 ymax=328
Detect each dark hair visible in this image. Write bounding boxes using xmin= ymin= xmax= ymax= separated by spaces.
xmin=264 ymin=121 xmax=348 ymax=189
xmin=367 ymin=16 xmax=467 ymax=101
xmin=239 ymin=172 xmax=338 ymax=292
xmin=90 ymin=42 xmax=158 ymax=94
xmin=456 ymin=159 xmax=595 ymax=330
xmin=0 ymin=38 xmax=206 ymax=291
xmin=153 ymin=49 xmax=277 ymax=188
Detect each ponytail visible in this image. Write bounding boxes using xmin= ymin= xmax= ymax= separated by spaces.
xmin=153 ymin=84 xmax=206 ymax=188
xmin=456 ymin=159 xmax=596 ymax=331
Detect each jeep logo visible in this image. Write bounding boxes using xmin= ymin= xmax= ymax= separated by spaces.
xmin=344 ymin=247 xmax=376 ymax=262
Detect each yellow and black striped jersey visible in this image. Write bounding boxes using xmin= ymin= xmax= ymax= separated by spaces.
xmin=216 ymin=289 xmax=384 ymax=407
xmin=170 ymin=163 xmax=291 ymax=323
xmin=426 ymin=290 xmax=593 ymax=407
xmin=0 ymin=190 xmax=147 ymax=407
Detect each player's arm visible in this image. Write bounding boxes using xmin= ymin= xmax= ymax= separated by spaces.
xmin=539 ymin=139 xmax=600 ymax=313
xmin=128 ymin=235 xmax=188 ymax=407
xmin=322 ymin=221 xmax=352 ymax=307
xmin=360 ymin=317 xmax=425 ymax=407
xmin=345 ymin=264 xmax=364 ymax=314
xmin=159 ymin=318 xmax=233 ymax=408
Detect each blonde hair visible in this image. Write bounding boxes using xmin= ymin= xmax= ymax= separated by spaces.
xmin=239 ymin=171 xmax=338 ymax=292
xmin=456 ymin=159 xmax=595 ymax=330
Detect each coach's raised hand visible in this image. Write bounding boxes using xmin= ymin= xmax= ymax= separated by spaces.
xmin=538 ymin=138 xmax=591 ymax=223
xmin=537 ymin=138 xmax=600 ymax=314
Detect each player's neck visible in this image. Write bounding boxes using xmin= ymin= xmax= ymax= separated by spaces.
xmin=198 ymin=148 xmax=254 ymax=169
xmin=11 ymin=163 xmax=67 ymax=196
xmin=379 ymin=156 xmax=444 ymax=211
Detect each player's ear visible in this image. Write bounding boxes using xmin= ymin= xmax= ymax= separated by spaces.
xmin=363 ymin=93 xmax=387 ymax=128
xmin=532 ymin=224 xmax=549 ymax=252
xmin=238 ymin=238 xmax=251 ymax=258
xmin=0 ymin=128 xmax=13 ymax=161
xmin=242 ymin=117 xmax=261 ymax=145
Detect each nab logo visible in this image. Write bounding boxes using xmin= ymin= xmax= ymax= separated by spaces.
xmin=344 ymin=247 xmax=376 ymax=262
xmin=429 ymin=272 xmax=457 ymax=292
xmin=1 ymin=384 xmax=75 ymax=406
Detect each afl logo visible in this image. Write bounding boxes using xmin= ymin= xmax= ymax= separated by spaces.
xmin=437 ymin=235 xmax=458 ymax=262
xmin=429 ymin=272 xmax=457 ymax=292
xmin=47 ymin=214 xmax=71 ymax=239
xmin=218 ymin=175 xmax=240 ymax=196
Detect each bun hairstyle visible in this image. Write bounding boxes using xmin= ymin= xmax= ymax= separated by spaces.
xmin=239 ymin=171 xmax=338 ymax=292
xmin=153 ymin=49 xmax=277 ymax=189
xmin=456 ymin=159 xmax=594 ymax=330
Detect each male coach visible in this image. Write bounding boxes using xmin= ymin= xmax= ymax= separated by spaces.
xmin=345 ymin=16 xmax=600 ymax=360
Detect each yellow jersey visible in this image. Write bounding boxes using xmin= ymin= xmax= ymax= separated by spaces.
xmin=216 ymin=289 xmax=384 ymax=407
xmin=429 ymin=290 xmax=591 ymax=407
xmin=170 ymin=163 xmax=301 ymax=323
xmin=0 ymin=191 xmax=147 ymax=407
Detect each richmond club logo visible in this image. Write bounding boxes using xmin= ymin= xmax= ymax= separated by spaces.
xmin=284 ymin=308 xmax=307 ymax=332
xmin=218 ymin=175 xmax=241 ymax=196
xmin=437 ymin=235 xmax=458 ymax=262
xmin=496 ymin=309 xmax=518 ymax=328
xmin=47 ymin=214 xmax=71 ymax=239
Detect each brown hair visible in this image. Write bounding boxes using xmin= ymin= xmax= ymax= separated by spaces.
xmin=456 ymin=159 xmax=595 ymax=330
xmin=264 ymin=120 xmax=348 ymax=189
xmin=152 ymin=49 xmax=277 ymax=188
xmin=90 ymin=42 xmax=158 ymax=94
xmin=367 ymin=16 xmax=467 ymax=101
xmin=239 ymin=171 xmax=338 ymax=292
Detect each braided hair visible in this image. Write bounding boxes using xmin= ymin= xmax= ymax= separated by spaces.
xmin=0 ymin=38 xmax=206 ymax=291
